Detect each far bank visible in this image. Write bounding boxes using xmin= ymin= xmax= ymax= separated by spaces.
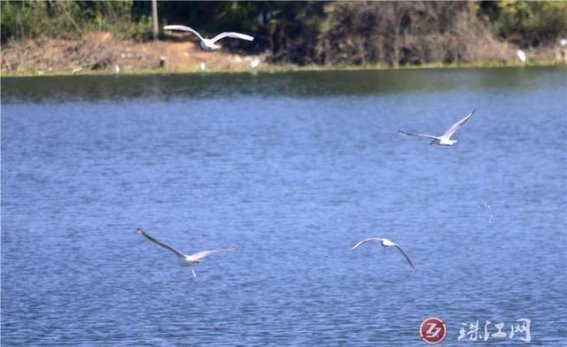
xmin=1 ymin=37 xmax=565 ymax=78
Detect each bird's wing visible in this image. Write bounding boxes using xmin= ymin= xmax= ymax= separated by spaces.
xmin=163 ymin=25 xmax=205 ymax=41
xmin=351 ymin=238 xmax=383 ymax=250
xmin=442 ymin=110 xmax=475 ymax=139
xmin=397 ymin=130 xmax=439 ymax=140
xmin=393 ymin=244 xmax=416 ymax=270
xmin=138 ymin=228 xmax=186 ymax=258
xmin=190 ymin=248 xmax=236 ymax=261
xmin=210 ymin=32 xmax=254 ymax=43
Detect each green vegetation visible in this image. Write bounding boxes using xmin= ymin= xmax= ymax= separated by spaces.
xmin=480 ymin=1 xmax=567 ymax=46
xmin=1 ymin=1 xmax=565 ymax=67
xmin=0 ymin=1 xmax=152 ymax=42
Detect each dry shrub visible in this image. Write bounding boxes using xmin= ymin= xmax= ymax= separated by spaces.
xmin=313 ymin=1 xmax=512 ymax=66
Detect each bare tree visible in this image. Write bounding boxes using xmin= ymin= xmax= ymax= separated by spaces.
xmin=152 ymin=0 xmax=159 ymax=41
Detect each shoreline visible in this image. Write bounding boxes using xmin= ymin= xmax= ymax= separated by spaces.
xmin=1 ymin=60 xmax=563 ymax=78
xmin=2 ymin=34 xmax=564 ymax=78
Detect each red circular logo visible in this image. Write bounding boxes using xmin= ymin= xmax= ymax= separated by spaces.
xmin=420 ymin=317 xmax=447 ymax=344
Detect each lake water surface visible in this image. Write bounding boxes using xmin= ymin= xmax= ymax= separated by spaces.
xmin=2 ymin=68 xmax=566 ymax=346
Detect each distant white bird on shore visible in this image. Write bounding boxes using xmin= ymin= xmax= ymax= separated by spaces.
xmin=250 ymin=57 xmax=260 ymax=69
xmin=516 ymin=49 xmax=527 ymax=64
xmin=164 ymin=25 xmax=254 ymax=51
xmin=352 ymin=237 xmax=415 ymax=270
xmin=138 ymin=228 xmax=235 ymax=277
xmin=398 ymin=110 xmax=475 ymax=146
xmin=199 ymin=62 xmax=206 ymax=71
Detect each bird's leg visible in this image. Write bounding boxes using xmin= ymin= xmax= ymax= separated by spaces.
xmin=430 ymin=140 xmax=436 ymax=145
xmin=192 ymin=268 xmax=197 ymax=277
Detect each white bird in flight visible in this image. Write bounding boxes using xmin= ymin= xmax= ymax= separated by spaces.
xmin=398 ymin=110 xmax=475 ymax=146
xmin=164 ymin=25 xmax=254 ymax=51
xmin=138 ymin=228 xmax=235 ymax=277
xmin=351 ymin=238 xmax=416 ymax=270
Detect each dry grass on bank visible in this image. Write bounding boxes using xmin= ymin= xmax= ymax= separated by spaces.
xmin=0 ymin=32 xmax=264 ymax=75
xmin=0 ymin=31 xmax=565 ymax=76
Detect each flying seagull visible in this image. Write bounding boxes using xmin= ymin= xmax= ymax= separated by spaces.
xmin=138 ymin=228 xmax=235 ymax=277
xmin=398 ymin=110 xmax=475 ymax=146
xmin=351 ymin=238 xmax=416 ymax=270
xmin=163 ymin=25 xmax=254 ymax=51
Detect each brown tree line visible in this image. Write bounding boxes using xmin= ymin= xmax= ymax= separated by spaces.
xmin=2 ymin=1 xmax=566 ymax=65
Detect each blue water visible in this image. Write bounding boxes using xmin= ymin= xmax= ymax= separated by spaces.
xmin=2 ymin=68 xmax=566 ymax=346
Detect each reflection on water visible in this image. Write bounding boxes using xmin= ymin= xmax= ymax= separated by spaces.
xmin=1 ymin=68 xmax=566 ymax=346
xmin=2 ymin=67 xmax=564 ymax=103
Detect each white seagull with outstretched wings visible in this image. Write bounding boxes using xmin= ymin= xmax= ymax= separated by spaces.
xmin=398 ymin=110 xmax=476 ymax=146
xmin=351 ymin=237 xmax=416 ymax=270
xmin=164 ymin=25 xmax=254 ymax=51
xmin=138 ymin=228 xmax=235 ymax=277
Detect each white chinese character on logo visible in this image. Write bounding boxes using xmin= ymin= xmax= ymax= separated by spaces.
xmin=458 ymin=324 xmax=467 ymax=341
xmin=483 ymin=320 xmax=492 ymax=341
xmin=492 ymin=322 xmax=507 ymax=338
xmin=510 ymin=318 xmax=531 ymax=343
xmin=467 ymin=320 xmax=480 ymax=341
xmin=458 ymin=318 xmax=531 ymax=343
